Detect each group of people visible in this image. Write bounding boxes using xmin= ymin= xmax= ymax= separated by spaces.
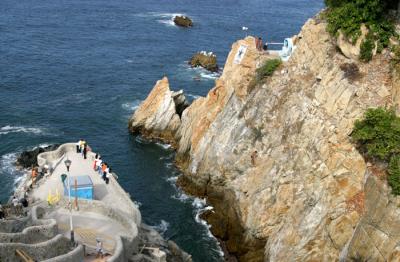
xmin=93 ymin=154 xmax=112 ymax=184
xmin=76 ymin=139 xmax=89 ymax=159
xmin=255 ymin=36 xmax=268 ymax=51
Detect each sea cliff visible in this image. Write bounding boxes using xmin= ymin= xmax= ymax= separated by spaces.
xmin=129 ymin=16 xmax=400 ymax=261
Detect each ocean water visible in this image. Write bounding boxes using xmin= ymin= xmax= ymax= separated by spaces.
xmin=0 ymin=0 xmax=324 ymax=260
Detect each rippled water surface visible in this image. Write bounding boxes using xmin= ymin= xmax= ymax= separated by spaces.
xmin=0 ymin=0 xmax=324 ymax=260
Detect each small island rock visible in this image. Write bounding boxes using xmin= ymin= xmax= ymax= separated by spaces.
xmin=189 ymin=51 xmax=218 ymax=72
xmin=173 ymin=15 xmax=193 ymax=27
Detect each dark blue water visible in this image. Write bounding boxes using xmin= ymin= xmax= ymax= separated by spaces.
xmin=0 ymin=0 xmax=324 ymax=260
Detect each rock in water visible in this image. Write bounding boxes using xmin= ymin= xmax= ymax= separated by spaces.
xmin=173 ymin=15 xmax=193 ymax=27
xmin=189 ymin=51 xmax=219 ymax=72
xmin=16 ymin=144 xmax=60 ymax=168
xmin=129 ymin=77 xmax=189 ymax=146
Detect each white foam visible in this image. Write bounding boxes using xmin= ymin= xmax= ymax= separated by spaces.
xmin=155 ymin=142 xmax=172 ymax=150
xmin=0 ymin=125 xmax=45 ymax=136
xmin=187 ymin=94 xmax=201 ymax=100
xmin=135 ymin=12 xmax=186 ymax=27
xmin=151 ymin=219 xmax=170 ymax=235
xmin=122 ymin=100 xmax=142 ymax=112
xmin=0 ymin=152 xmax=26 ymax=190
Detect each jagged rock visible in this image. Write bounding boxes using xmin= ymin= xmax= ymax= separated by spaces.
xmin=173 ymin=16 xmax=193 ymax=27
xmin=130 ymin=17 xmax=398 ymax=261
xmin=337 ymin=24 xmax=369 ymax=60
xmin=128 ymin=77 xmax=188 ymax=146
xmin=16 ymin=144 xmax=60 ymax=168
xmin=189 ymin=52 xmax=218 ymax=72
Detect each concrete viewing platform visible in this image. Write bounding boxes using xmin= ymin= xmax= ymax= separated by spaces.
xmin=0 ymin=142 xmax=191 ymax=262
xmin=0 ymin=143 xmax=143 ymax=262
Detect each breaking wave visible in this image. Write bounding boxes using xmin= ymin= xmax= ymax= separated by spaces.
xmin=165 ymin=172 xmax=224 ymax=257
xmin=0 ymin=125 xmax=46 ymax=136
xmin=122 ymin=100 xmax=142 ymax=112
xmin=135 ymin=12 xmax=186 ymax=27
xmin=151 ymin=219 xmax=170 ymax=235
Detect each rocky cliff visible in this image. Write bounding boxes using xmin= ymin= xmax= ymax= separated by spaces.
xmin=129 ymin=17 xmax=400 ymax=261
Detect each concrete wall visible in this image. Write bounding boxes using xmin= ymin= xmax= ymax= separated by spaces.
xmin=0 ymin=206 xmax=57 ymax=244
xmin=0 ymin=214 xmax=32 ymax=233
xmin=42 ymin=244 xmax=84 ymax=262
xmin=37 ymin=143 xmax=76 ymax=172
xmin=0 ymin=234 xmax=73 ymax=262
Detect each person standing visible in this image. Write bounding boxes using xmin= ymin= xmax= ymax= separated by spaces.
xmin=31 ymin=166 xmax=37 ymax=186
xmin=83 ymin=143 xmax=87 ymax=159
xmin=96 ymin=238 xmax=104 ymax=258
xmin=76 ymin=140 xmax=81 ymax=153
xmin=96 ymin=158 xmax=103 ymax=175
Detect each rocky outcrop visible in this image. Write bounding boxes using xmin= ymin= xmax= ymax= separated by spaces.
xmin=129 ymin=77 xmax=189 ymax=146
xmin=174 ymin=16 xmax=193 ymax=27
xmin=189 ymin=52 xmax=219 ymax=72
xmin=130 ymin=16 xmax=400 ymax=261
xmin=16 ymin=144 xmax=60 ymax=168
xmin=336 ymin=24 xmax=370 ymax=60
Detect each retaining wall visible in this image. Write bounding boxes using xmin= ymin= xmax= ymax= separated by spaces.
xmin=0 ymin=234 xmax=74 ymax=262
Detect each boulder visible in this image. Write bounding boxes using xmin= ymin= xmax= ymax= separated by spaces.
xmin=16 ymin=144 xmax=60 ymax=168
xmin=337 ymin=24 xmax=369 ymax=60
xmin=173 ymin=15 xmax=193 ymax=27
xmin=189 ymin=52 xmax=219 ymax=72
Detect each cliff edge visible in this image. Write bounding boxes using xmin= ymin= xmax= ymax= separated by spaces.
xmin=129 ymin=17 xmax=400 ymax=261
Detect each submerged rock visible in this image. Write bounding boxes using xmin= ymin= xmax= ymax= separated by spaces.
xmin=189 ymin=52 xmax=218 ymax=72
xmin=16 ymin=144 xmax=60 ymax=168
xmin=173 ymin=15 xmax=193 ymax=27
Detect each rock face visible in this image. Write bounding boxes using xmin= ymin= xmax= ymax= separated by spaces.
xmin=129 ymin=77 xmax=189 ymax=146
xmin=189 ymin=52 xmax=219 ymax=72
xmin=129 ymin=17 xmax=400 ymax=261
xmin=16 ymin=144 xmax=60 ymax=168
xmin=173 ymin=16 xmax=193 ymax=27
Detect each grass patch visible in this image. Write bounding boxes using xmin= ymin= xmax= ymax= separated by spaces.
xmin=256 ymin=59 xmax=281 ymax=80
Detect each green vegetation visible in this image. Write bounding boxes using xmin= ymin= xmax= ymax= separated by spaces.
xmin=352 ymin=108 xmax=400 ymax=195
xmin=388 ymin=155 xmax=400 ymax=195
xmin=360 ymin=33 xmax=375 ymax=62
xmin=256 ymin=59 xmax=281 ymax=80
xmin=248 ymin=59 xmax=282 ymax=94
xmin=324 ymin=0 xmax=398 ymax=60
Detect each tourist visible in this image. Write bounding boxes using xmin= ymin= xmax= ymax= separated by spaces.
xmin=31 ymin=166 xmax=37 ymax=186
xmin=83 ymin=143 xmax=87 ymax=159
xmin=81 ymin=140 xmax=86 ymax=157
xmin=93 ymin=154 xmax=99 ymax=170
xmin=258 ymin=37 xmax=263 ymax=51
xmin=76 ymin=140 xmax=81 ymax=153
xmin=96 ymin=238 xmax=104 ymax=258
xmin=101 ymin=163 xmax=108 ymax=181
xmin=104 ymin=166 xmax=110 ymax=184
xmin=96 ymin=158 xmax=103 ymax=175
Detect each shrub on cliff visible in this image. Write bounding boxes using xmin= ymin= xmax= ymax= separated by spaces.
xmin=388 ymin=155 xmax=400 ymax=195
xmin=360 ymin=33 xmax=375 ymax=62
xmin=351 ymin=107 xmax=400 ymax=160
xmin=256 ymin=59 xmax=281 ymax=80
xmin=325 ymin=0 xmax=397 ymax=55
